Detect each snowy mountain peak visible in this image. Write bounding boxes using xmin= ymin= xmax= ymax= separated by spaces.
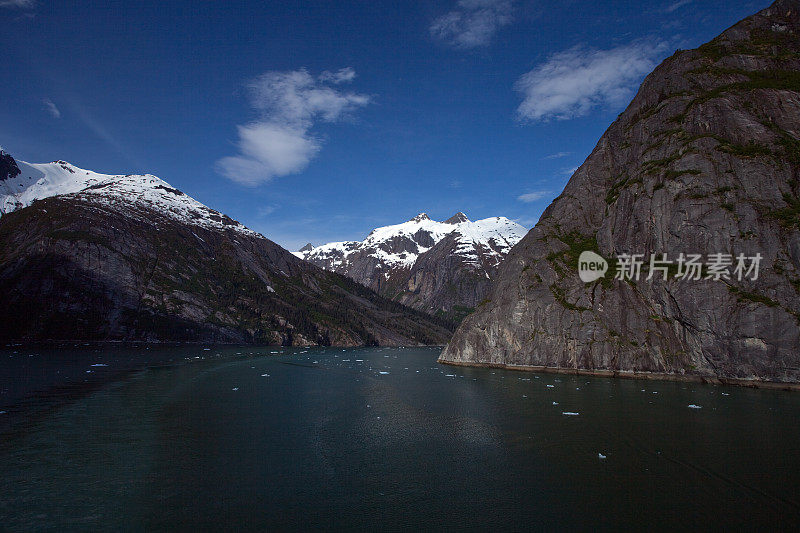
xmin=444 ymin=212 xmax=469 ymax=224
xmin=301 ymin=212 xmax=527 ymax=271
xmin=298 ymin=212 xmax=528 ymax=318
xmin=0 ymin=152 xmax=259 ymax=237
xmin=299 ymin=243 xmax=314 ymax=252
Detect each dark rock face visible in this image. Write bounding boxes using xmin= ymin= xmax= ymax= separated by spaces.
xmin=0 ymin=150 xmax=20 ymax=182
xmin=0 ymin=195 xmax=453 ymax=346
xmin=444 ymin=212 xmax=469 ymax=224
xmin=441 ymin=0 xmax=800 ymax=383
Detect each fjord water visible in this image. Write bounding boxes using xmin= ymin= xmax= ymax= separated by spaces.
xmin=1 ymin=346 xmax=798 ymax=530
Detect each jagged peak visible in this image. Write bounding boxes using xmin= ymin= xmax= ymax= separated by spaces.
xmin=444 ymin=212 xmax=469 ymax=224
xmin=408 ymin=213 xmax=431 ymax=223
xmin=0 ymin=150 xmax=21 ymax=182
xmin=299 ymin=243 xmax=314 ymax=252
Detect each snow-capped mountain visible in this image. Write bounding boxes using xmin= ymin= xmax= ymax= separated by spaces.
xmin=297 ymin=212 xmax=527 ymax=321
xmin=0 ymin=153 xmax=257 ymax=236
xmin=0 ymin=150 xmax=451 ymax=345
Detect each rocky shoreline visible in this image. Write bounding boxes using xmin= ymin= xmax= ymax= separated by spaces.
xmin=439 ymin=359 xmax=800 ymax=391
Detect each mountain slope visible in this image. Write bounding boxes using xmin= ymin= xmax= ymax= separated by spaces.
xmin=440 ymin=0 xmax=800 ymax=383
xmin=0 ymin=152 xmax=452 ymax=345
xmin=297 ymin=213 xmax=526 ymax=321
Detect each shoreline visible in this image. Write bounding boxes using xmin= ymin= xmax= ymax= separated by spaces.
xmin=438 ymin=359 xmax=800 ymax=391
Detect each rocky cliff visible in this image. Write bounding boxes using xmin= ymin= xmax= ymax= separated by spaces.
xmin=440 ymin=0 xmax=800 ymax=383
xmin=0 ymin=153 xmax=452 ymax=345
xmin=298 ymin=213 xmax=526 ymax=323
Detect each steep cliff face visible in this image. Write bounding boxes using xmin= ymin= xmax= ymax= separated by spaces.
xmin=299 ymin=213 xmax=526 ymax=322
xmin=441 ymin=0 xmax=800 ymax=383
xmin=0 ymin=153 xmax=452 ymax=345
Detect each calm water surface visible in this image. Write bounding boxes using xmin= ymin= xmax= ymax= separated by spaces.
xmin=1 ymin=345 xmax=799 ymax=530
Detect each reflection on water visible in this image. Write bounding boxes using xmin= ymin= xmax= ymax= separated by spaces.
xmin=1 ymin=346 xmax=799 ymax=530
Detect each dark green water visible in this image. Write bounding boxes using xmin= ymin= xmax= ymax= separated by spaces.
xmin=1 ymin=345 xmax=799 ymax=531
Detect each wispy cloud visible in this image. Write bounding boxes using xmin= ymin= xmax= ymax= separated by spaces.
xmin=217 ymin=68 xmax=370 ymax=186
xmin=257 ymin=205 xmax=278 ymax=217
xmin=42 ymin=98 xmax=60 ymax=118
xmin=0 ymin=0 xmax=35 ymax=8
xmin=517 ymin=190 xmax=550 ymax=203
xmin=561 ymin=166 xmax=578 ymax=175
xmin=663 ymin=0 xmax=692 ymax=13
xmin=430 ymin=0 xmax=513 ymax=49
xmin=543 ymin=151 xmax=571 ymax=159
xmin=515 ymin=40 xmax=670 ymax=122
xmin=318 ymin=67 xmax=357 ymax=84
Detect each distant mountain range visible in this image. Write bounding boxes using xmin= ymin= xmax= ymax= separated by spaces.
xmin=0 ymin=151 xmax=452 ymax=345
xmin=296 ymin=213 xmax=526 ymax=322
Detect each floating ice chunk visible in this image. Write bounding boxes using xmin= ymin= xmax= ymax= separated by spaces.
xmin=90 ymin=364 xmax=108 ymax=367
xmin=598 ymin=453 xmax=607 ymax=460
xmin=522 ymin=395 xmax=527 ymax=398
xmin=546 ymin=384 xmax=554 ymax=388
xmin=445 ymin=374 xmax=455 ymax=377
xmin=356 ymin=359 xmax=364 ymax=362
xmin=562 ymin=412 xmax=579 ymax=416
xmin=552 ymin=402 xmax=559 ymax=405
xmin=261 ymin=374 xmax=270 ymax=377
xmin=688 ymin=404 xmax=702 ymax=409
xmin=379 ymin=371 xmax=390 ymax=375
xmin=203 ymin=348 xmax=211 ymax=351
xmin=232 ymin=387 xmax=239 ymax=391
xmin=721 ymin=392 xmax=730 ymax=396
xmin=0 ymin=411 xmax=6 ymax=414
xmin=342 ymin=359 xmax=350 ymax=362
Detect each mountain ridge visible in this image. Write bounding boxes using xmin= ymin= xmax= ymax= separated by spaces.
xmin=0 ymin=151 xmax=453 ymax=346
xmin=297 ymin=212 xmax=526 ymax=321
xmin=440 ymin=0 xmax=800 ymax=383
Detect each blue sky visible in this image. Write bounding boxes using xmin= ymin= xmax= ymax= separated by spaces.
xmin=0 ymin=0 xmax=768 ymax=250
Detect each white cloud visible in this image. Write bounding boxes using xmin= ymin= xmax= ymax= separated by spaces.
xmin=42 ymin=98 xmax=60 ymax=118
xmin=319 ymin=67 xmax=357 ymax=84
xmin=561 ymin=166 xmax=578 ymax=175
xmin=217 ymin=68 xmax=370 ymax=186
xmin=0 ymin=0 xmax=35 ymax=8
xmin=257 ymin=205 xmax=278 ymax=217
xmin=518 ymin=190 xmax=550 ymax=203
xmin=430 ymin=0 xmax=513 ymax=49
xmin=515 ymin=40 xmax=670 ymax=122
xmin=664 ymin=0 xmax=693 ymax=13
xmin=544 ymin=151 xmax=571 ymax=159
